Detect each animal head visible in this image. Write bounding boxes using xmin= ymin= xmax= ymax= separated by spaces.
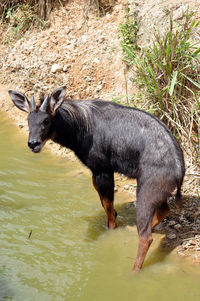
xmin=8 ymin=86 xmax=66 ymax=153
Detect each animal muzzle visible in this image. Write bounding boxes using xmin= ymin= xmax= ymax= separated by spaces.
xmin=28 ymin=140 xmax=42 ymax=153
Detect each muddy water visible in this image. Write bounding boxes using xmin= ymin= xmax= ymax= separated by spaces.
xmin=0 ymin=112 xmax=200 ymax=301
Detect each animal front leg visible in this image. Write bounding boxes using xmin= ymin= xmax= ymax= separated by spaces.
xmin=92 ymin=174 xmax=117 ymax=229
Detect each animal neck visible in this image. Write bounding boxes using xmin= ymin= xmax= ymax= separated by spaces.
xmin=50 ymin=103 xmax=91 ymax=152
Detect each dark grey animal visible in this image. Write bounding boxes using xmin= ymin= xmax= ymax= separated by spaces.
xmin=8 ymin=86 xmax=185 ymax=271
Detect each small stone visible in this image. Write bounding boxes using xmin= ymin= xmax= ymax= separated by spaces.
xmin=93 ymin=58 xmax=100 ymax=64
xmin=51 ymin=64 xmax=62 ymax=73
xmin=64 ymin=26 xmax=72 ymax=34
xmin=177 ymin=251 xmax=186 ymax=256
xmin=167 ymin=233 xmax=177 ymax=240
xmin=42 ymin=86 xmax=48 ymax=91
xmin=125 ymin=202 xmax=135 ymax=209
xmin=168 ymin=220 xmax=176 ymax=226
xmin=82 ymin=34 xmax=88 ymax=43
xmin=124 ymin=185 xmax=129 ymax=190
xmin=63 ymin=65 xmax=69 ymax=72
xmin=196 ymin=247 xmax=200 ymax=251
xmin=96 ymin=83 xmax=103 ymax=92
xmin=174 ymin=224 xmax=182 ymax=231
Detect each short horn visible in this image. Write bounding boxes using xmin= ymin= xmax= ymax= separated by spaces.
xmin=40 ymin=95 xmax=50 ymax=112
xmin=31 ymin=95 xmax=36 ymax=112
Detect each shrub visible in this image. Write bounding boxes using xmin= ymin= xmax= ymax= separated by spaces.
xmin=1 ymin=1 xmax=48 ymax=43
xmin=119 ymin=8 xmax=200 ymax=163
xmin=118 ymin=2 xmax=139 ymax=65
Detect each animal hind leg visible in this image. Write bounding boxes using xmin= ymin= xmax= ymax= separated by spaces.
xmin=133 ymin=212 xmax=154 ymax=271
xmin=133 ymin=189 xmax=156 ymax=271
xmin=133 ymin=233 xmax=153 ymax=272
xmin=92 ymin=174 xmax=117 ymax=229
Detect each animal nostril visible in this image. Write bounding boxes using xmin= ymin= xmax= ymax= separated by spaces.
xmin=28 ymin=140 xmax=40 ymax=149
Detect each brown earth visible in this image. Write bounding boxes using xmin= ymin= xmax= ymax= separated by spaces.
xmin=0 ymin=0 xmax=199 ymax=264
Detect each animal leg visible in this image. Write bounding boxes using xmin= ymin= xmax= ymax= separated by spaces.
xmin=92 ymin=174 xmax=117 ymax=229
xmin=133 ymin=201 xmax=170 ymax=271
xmin=133 ymin=234 xmax=153 ymax=272
xmin=133 ymin=191 xmax=155 ymax=271
xmin=152 ymin=202 xmax=170 ymax=230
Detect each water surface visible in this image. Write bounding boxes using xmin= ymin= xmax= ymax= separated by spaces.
xmin=0 ymin=112 xmax=200 ymax=301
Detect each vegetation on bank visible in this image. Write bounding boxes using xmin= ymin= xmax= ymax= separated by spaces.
xmin=0 ymin=1 xmax=49 ymax=43
xmin=0 ymin=0 xmax=112 ymax=42
xmin=119 ymin=4 xmax=200 ymax=165
xmin=0 ymin=0 xmax=53 ymax=21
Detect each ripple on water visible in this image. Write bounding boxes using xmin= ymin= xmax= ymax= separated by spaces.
xmin=1 ymin=112 xmax=200 ymax=301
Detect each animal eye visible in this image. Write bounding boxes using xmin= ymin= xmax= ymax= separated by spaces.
xmin=43 ymin=118 xmax=49 ymax=125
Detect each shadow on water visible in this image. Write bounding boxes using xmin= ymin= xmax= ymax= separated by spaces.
xmin=84 ymin=193 xmax=200 ymax=268
xmin=84 ymin=200 xmax=171 ymax=268
xmin=144 ymin=194 xmax=200 ymax=269
xmin=84 ymin=200 xmax=137 ymax=241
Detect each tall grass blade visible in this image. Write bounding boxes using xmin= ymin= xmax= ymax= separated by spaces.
xmin=183 ymin=74 xmax=200 ymax=89
xmin=169 ymin=71 xmax=178 ymax=96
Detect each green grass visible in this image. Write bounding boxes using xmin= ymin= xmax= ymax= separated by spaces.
xmin=119 ymin=7 xmax=200 ymax=163
xmin=1 ymin=2 xmax=48 ymax=43
xmin=118 ymin=2 xmax=139 ymax=65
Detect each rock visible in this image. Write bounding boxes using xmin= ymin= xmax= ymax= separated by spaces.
xmin=63 ymin=65 xmax=69 ymax=72
xmin=125 ymin=202 xmax=135 ymax=209
xmin=33 ymin=83 xmax=42 ymax=90
xmin=124 ymin=184 xmax=129 ymax=190
xmin=134 ymin=1 xmax=140 ymax=6
xmin=51 ymin=64 xmax=62 ymax=73
xmin=168 ymin=220 xmax=176 ymax=226
xmin=82 ymin=34 xmax=88 ymax=43
xmin=96 ymin=81 xmax=104 ymax=92
xmin=93 ymin=58 xmax=100 ymax=64
xmin=64 ymin=26 xmax=72 ymax=34
xmin=177 ymin=251 xmax=186 ymax=256
xmin=42 ymin=86 xmax=48 ymax=91
xmin=167 ymin=233 xmax=177 ymax=240
xmin=174 ymin=224 xmax=182 ymax=231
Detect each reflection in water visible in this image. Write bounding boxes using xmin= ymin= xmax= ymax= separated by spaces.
xmin=0 ymin=112 xmax=200 ymax=301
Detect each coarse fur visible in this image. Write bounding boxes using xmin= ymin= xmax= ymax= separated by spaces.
xmin=8 ymin=86 xmax=185 ymax=271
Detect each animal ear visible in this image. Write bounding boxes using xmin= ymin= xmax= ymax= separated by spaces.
xmin=8 ymin=90 xmax=30 ymax=113
xmin=50 ymin=86 xmax=66 ymax=114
